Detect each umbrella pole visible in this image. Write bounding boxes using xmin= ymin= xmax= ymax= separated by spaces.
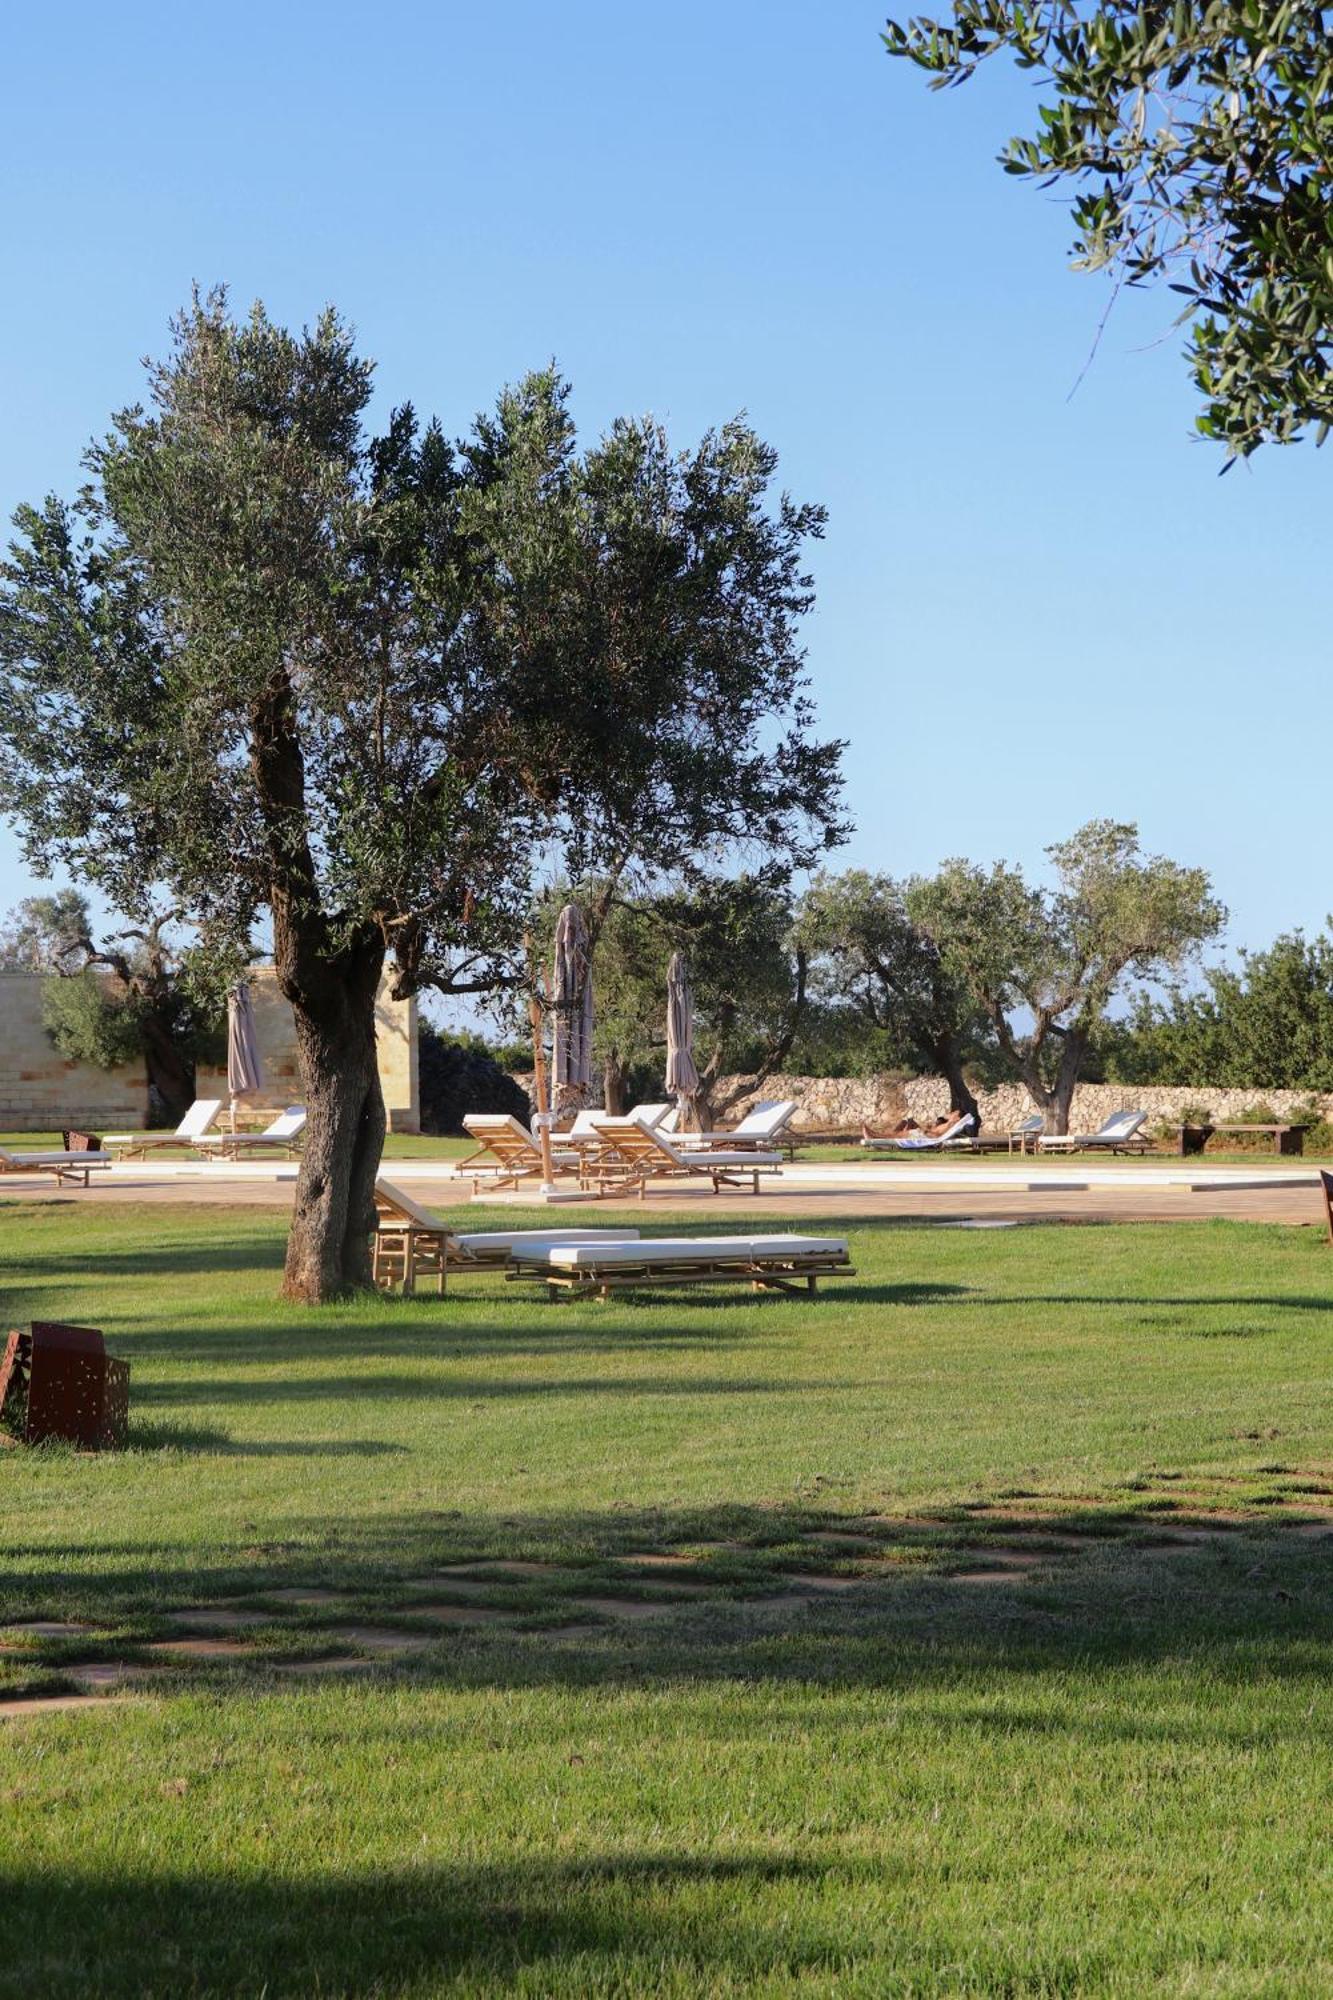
xmin=528 ymin=988 xmax=558 ymax=1196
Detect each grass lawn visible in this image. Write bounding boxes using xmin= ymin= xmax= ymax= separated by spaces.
xmin=3 ymin=1199 xmax=1333 ymax=1994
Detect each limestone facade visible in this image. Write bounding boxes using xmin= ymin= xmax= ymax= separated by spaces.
xmin=0 ymin=966 xmax=420 ymax=1132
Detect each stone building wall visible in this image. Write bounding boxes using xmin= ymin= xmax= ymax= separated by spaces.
xmin=0 ymin=966 xmax=420 ymax=1133
xmin=0 ymin=974 xmax=147 ymax=1131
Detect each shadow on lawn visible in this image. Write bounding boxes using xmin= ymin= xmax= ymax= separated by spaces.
xmin=7 ymin=1501 xmax=1333 ymax=1691
xmin=0 ymin=1852 xmax=854 ymax=1998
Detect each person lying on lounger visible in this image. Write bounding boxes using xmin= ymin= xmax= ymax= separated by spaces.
xmin=860 ymin=1116 xmax=920 ymax=1142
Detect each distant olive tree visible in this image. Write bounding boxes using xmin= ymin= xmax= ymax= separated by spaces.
xmin=798 ymin=869 xmax=991 ymax=1127
xmin=0 ymin=891 xmax=219 ymax=1119
xmin=915 ymin=821 xmax=1225 ymax=1131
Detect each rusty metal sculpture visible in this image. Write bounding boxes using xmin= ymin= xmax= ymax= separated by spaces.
xmin=0 ymin=1322 xmax=129 ymax=1449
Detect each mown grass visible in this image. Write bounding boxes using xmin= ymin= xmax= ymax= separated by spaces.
xmin=2 ymin=1199 xmax=1333 ymax=1996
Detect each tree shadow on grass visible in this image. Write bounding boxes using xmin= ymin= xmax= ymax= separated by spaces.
xmin=134 ymin=1372 xmax=869 ymax=1411
xmin=0 ymin=1852 xmax=859 ymax=2000
xmin=7 ymin=1500 xmax=1333 ymax=1694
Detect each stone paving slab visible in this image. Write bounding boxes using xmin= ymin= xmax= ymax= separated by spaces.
xmin=164 ymin=1608 xmax=279 ymax=1632
xmin=144 ymin=1637 xmax=253 ymax=1661
xmin=263 ymin=1588 xmax=350 ymax=1606
xmin=322 ymin=1626 xmax=435 ymax=1655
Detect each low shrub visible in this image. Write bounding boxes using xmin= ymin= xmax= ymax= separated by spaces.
xmin=418 ymin=1027 xmax=530 ymax=1135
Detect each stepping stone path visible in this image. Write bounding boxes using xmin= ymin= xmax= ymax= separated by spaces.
xmin=322 ymin=1626 xmax=434 ymax=1656
xmin=6 ymin=1510 xmax=1330 ymax=1716
xmin=264 ymin=1588 xmax=350 ymax=1606
xmin=146 ymin=1637 xmax=253 ymax=1661
xmin=2 ymin=1621 xmax=94 ymax=1640
xmin=164 ymin=1608 xmax=278 ymax=1633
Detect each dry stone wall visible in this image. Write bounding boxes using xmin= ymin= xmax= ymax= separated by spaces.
xmin=714 ymin=1074 xmax=1333 ymax=1134
xmin=0 ymin=966 xmax=420 ymax=1133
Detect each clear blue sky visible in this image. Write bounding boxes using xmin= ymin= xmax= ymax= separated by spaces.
xmin=4 ymin=0 xmax=1327 ymax=984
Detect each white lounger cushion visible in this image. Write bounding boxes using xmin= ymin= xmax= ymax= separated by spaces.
xmin=0 ymin=1147 xmax=111 ymax=1167
xmin=452 ymin=1228 xmax=640 ymax=1252
xmin=105 ymin=1099 xmax=223 ymax=1146
xmin=196 ymin=1107 xmax=306 ymax=1146
xmin=536 ymin=1235 xmax=849 ymax=1270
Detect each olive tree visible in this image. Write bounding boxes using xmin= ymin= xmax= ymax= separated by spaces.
xmin=0 ymin=294 xmax=842 ymax=1298
xmin=915 ymin=820 xmax=1224 ymax=1130
xmin=798 ymin=868 xmax=991 ymax=1127
xmin=883 ymin=1 xmax=1333 ymax=457
xmin=0 ymin=891 xmax=218 ymax=1120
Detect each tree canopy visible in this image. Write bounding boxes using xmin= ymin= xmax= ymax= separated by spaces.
xmin=797 ymin=869 xmax=991 ymax=1123
xmin=0 ymin=293 xmax=840 ymax=1295
xmin=883 ymin=1 xmax=1333 ymax=456
xmin=914 ymin=820 xmax=1224 ymax=1128
xmin=1108 ymin=927 xmax=1333 ymax=1089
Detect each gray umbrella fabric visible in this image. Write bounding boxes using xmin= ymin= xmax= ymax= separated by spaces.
xmin=227 ymin=981 xmax=264 ymax=1102
xmin=551 ymin=903 xmax=594 ymax=1095
xmin=665 ymin=951 xmax=700 ymax=1126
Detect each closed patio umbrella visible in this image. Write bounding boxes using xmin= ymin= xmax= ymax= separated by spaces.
xmin=226 ymin=980 xmax=264 ymax=1130
xmin=551 ymin=902 xmax=594 ymax=1110
xmin=665 ymin=951 xmax=700 ymax=1130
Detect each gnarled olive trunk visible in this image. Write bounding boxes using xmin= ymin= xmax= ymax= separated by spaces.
xmin=1027 ymin=1025 xmax=1088 ymax=1135
xmin=928 ymin=1035 xmax=981 ymax=1134
xmin=139 ymin=1009 xmax=195 ymax=1127
xmin=279 ymin=937 xmax=387 ymax=1303
xmin=602 ymin=1049 xmax=628 ymax=1117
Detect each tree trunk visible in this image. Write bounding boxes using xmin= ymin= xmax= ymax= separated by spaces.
xmin=139 ymin=1010 xmax=195 ymax=1126
xmin=1047 ymin=1026 xmax=1088 ymax=1135
xmin=280 ymin=937 xmax=387 ymax=1303
xmin=930 ymin=1036 xmax=981 ymax=1133
xmin=1021 ymin=1029 xmax=1088 ymax=1135
xmin=603 ymin=1049 xmax=627 ymax=1116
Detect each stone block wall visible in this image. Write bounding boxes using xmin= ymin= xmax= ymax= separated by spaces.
xmin=714 ymin=1073 xmax=1333 ymax=1135
xmin=0 ymin=966 xmax=420 ymax=1133
xmin=0 ymin=974 xmax=147 ymax=1131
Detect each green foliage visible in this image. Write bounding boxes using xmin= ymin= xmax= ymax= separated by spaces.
xmin=797 ymin=868 xmax=993 ymax=1104
xmin=417 ymin=1025 xmax=530 ymax=1135
xmin=40 ymin=966 xmax=145 ymax=1069
xmin=0 ymin=889 xmax=92 ymax=971
xmin=1110 ymin=930 xmax=1333 ymax=1089
xmin=913 ymin=820 xmax=1223 ymax=1123
xmin=882 ymin=1 xmax=1333 ymax=456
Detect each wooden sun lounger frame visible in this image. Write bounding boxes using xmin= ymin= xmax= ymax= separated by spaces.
xmin=584 ymin=1119 xmax=783 ymax=1198
xmin=506 ymin=1242 xmax=855 ymax=1301
xmin=0 ymin=1150 xmax=110 ymax=1189
xmin=459 ymin=1117 xmax=580 ymax=1192
xmin=370 ymin=1182 xmax=638 ymax=1294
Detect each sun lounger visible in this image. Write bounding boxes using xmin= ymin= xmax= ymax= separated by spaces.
xmin=459 ymin=1114 xmax=581 ymax=1190
xmin=0 ymin=1145 xmax=111 ymax=1188
xmin=860 ymin=1113 xmax=978 ymax=1152
xmin=371 ymin=1179 xmax=640 ymax=1293
xmin=506 ymin=1232 xmax=853 ymax=1299
xmin=103 ymin=1098 xmax=223 ymax=1159
xmin=193 ymin=1107 xmax=308 ymax=1158
xmin=668 ymin=1099 xmax=798 ymax=1155
xmin=969 ymin=1114 xmax=1045 ymax=1154
xmin=1036 ymin=1111 xmax=1150 ymax=1155
xmin=585 ymin=1117 xmax=783 ymax=1196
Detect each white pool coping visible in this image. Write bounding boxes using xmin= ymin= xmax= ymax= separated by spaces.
xmin=18 ymin=1155 xmax=1312 ymax=1197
